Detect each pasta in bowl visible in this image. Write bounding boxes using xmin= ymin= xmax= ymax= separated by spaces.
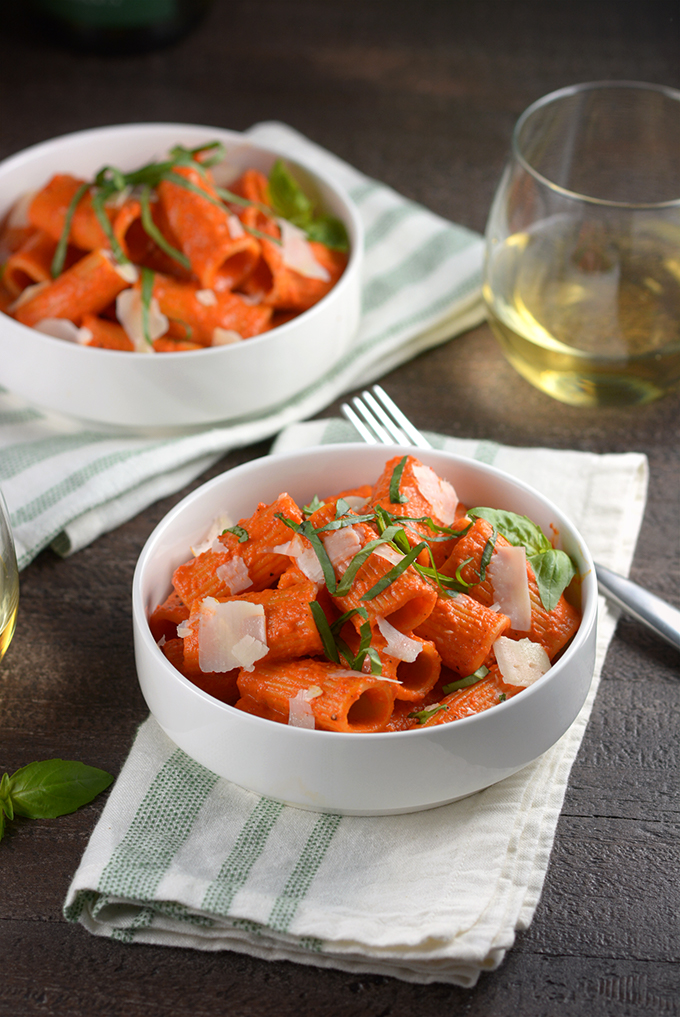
xmin=0 ymin=123 xmax=362 ymax=429
xmin=132 ymin=444 xmax=598 ymax=815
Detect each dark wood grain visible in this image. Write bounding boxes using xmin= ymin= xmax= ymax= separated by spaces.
xmin=1 ymin=2 xmax=679 ymax=1014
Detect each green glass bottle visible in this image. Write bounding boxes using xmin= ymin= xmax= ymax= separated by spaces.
xmin=26 ymin=0 xmax=213 ymax=54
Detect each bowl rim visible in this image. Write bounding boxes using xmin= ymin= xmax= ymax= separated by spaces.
xmin=132 ymin=442 xmax=598 ymax=742
xmin=0 ymin=120 xmax=364 ymax=359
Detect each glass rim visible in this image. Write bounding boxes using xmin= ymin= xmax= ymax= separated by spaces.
xmin=511 ymin=80 xmax=680 ymax=210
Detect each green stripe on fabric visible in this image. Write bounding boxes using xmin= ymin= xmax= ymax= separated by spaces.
xmin=349 ymin=181 xmax=381 ymax=204
xmin=202 ymin=796 xmax=284 ymax=916
xmin=97 ymin=748 xmax=219 ymax=904
xmin=110 ymin=905 xmax=155 ymax=943
xmin=63 ymin=888 xmax=98 ymax=923
xmin=0 ymin=431 xmax=113 ymax=482
xmin=473 ymin=440 xmax=500 ymax=465
xmin=9 ymin=440 xmax=172 ymax=526
xmin=363 ymin=229 xmax=479 ymax=315
xmin=0 ymin=407 xmax=43 ymax=427
xmin=363 ymin=203 xmax=420 ymax=250
xmin=267 ymin=812 xmax=341 ymax=933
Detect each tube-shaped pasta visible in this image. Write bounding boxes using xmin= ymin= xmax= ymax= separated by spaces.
xmin=414 ymin=592 xmax=511 ymax=675
xmin=150 ymin=273 xmax=272 ymax=346
xmin=3 ymin=230 xmax=59 ymax=298
xmin=80 ymin=312 xmax=134 ymax=351
xmin=12 ymin=248 xmax=133 ymax=327
xmin=373 ymin=633 xmax=442 ymax=702
xmin=238 ymin=205 xmax=347 ymax=311
xmin=237 ymin=658 xmax=397 ymax=733
xmin=330 ymin=543 xmax=437 ymax=634
xmin=418 ymin=668 xmax=521 ymax=727
xmin=172 ymin=493 xmax=303 ymax=604
xmin=29 ymin=174 xmax=114 ymax=251
xmin=157 ymin=163 xmax=261 ymax=289
xmin=442 ymin=517 xmax=580 ymax=659
xmin=149 ymin=589 xmax=190 ymax=643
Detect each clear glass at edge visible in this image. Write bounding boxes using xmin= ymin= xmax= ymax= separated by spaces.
xmin=0 ymin=489 xmax=19 ymax=664
xmin=483 ymin=81 xmax=680 ymax=407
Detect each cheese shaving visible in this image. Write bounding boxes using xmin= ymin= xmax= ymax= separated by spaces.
xmin=412 ymin=463 xmax=458 ymax=525
xmin=216 ymin=555 xmax=252 ymax=593
xmin=376 ymin=617 xmax=422 ymax=662
xmin=190 ymin=514 xmax=234 ymax=557
xmin=323 ymin=525 xmax=362 ymax=575
xmin=227 ymin=214 xmax=245 ymax=239
xmin=373 ymin=544 xmax=404 ymax=566
xmin=270 ymin=534 xmax=324 ymax=583
xmin=212 ymin=327 xmax=243 ymax=346
xmin=287 ymin=689 xmax=316 ymax=729
xmin=487 ymin=545 xmax=532 ymax=631
xmin=198 ymin=598 xmax=268 ymax=673
xmin=278 ymin=219 xmax=331 ymax=281
xmin=116 ymin=287 xmax=167 ymax=352
xmin=33 ymin=318 xmax=93 ymax=345
xmin=494 ymin=636 xmax=550 ymax=687
xmin=195 ymin=288 xmax=218 ymax=307
xmin=7 ymin=190 xmax=36 ymax=228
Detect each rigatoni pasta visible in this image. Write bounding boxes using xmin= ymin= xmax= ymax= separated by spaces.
xmin=0 ymin=141 xmax=349 ymax=353
xmin=149 ymin=455 xmax=582 ymax=733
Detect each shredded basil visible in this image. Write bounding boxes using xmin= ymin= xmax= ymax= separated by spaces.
xmin=310 ymin=601 xmax=340 ymax=663
xmin=442 ymin=665 xmax=489 ymax=696
xmin=361 ymin=541 xmax=428 ymax=602
xmin=51 ymin=181 xmax=90 ymax=278
xmin=302 ymin=495 xmax=325 ymax=516
xmin=139 ymin=184 xmax=190 ymax=269
xmin=478 ymin=527 xmax=498 ymax=582
xmin=222 ymin=524 xmax=249 ymax=543
xmin=139 ymin=267 xmax=155 ymax=347
xmin=408 ymin=704 xmax=448 ymax=724
xmin=388 ymin=456 xmax=409 ymax=505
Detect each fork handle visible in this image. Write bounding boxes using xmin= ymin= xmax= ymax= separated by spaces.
xmin=595 ymin=563 xmax=680 ymax=652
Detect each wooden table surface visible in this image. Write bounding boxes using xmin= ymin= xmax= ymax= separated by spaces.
xmin=1 ymin=3 xmax=678 ymax=1014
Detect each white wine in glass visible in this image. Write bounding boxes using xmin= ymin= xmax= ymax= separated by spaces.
xmin=484 ymin=82 xmax=680 ymax=407
xmin=0 ymin=490 xmax=19 ymax=663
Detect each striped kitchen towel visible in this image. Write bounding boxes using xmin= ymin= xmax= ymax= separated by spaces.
xmin=0 ymin=121 xmax=485 ymax=571
xmin=63 ymin=421 xmax=649 ymax=987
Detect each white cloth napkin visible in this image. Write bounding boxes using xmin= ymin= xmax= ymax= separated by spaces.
xmin=63 ymin=420 xmax=648 ymax=987
xmin=0 ymin=121 xmax=485 ymax=571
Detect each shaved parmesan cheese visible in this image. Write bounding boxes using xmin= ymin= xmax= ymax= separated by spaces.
xmin=212 ymin=327 xmax=243 ymax=346
xmin=227 ymin=214 xmax=245 ymax=239
xmin=487 ymin=545 xmax=532 ymax=631
xmin=373 ymin=544 xmax=404 ymax=566
xmin=270 ymin=534 xmax=324 ymax=583
xmin=216 ymin=555 xmax=252 ymax=593
xmin=376 ymin=617 xmax=422 ymax=662
xmin=198 ymin=598 xmax=268 ymax=673
xmin=116 ymin=287 xmax=167 ymax=352
xmin=278 ymin=219 xmax=331 ymax=281
xmin=190 ymin=514 xmax=233 ymax=557
xmin=494 ymin=636 xmax=550 ymax=687
xmin=7 ymin=190 xmax=36 ymax=228
xmin=101 ymin=251 xmax=139 ymax=284
xmin=34 ymin=318 xmax=93 ymax=345
xmin=195 ymin=288 xmax=217 ymax=307
xmin=9 ymin=281 xmax=48 ymax=311
xmin=412 ymin=463 xmax=458 ymax=525
xmin=288 ymin=689 xmax=316 ymax=729
xmin=323 ymin=525 xmax=362 ymax=575
xmin=177 ymin=618 xmax=195 ymax=639
xmin=341 ymin=495 xmax=369 ymax=511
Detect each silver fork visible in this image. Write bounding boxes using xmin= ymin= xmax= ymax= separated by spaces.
xmin=341 ymin=385 xmax=680 ymax=652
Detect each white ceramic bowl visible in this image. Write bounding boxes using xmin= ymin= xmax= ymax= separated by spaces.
xmin=132 ymin=444 xmax=598 ymax=815
xmin=0 ymin=123 xmax=362 ymax=430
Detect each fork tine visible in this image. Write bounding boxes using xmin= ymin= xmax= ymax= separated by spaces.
xmin=340 ymin=401 xmax=379 ymax=444
xmin=371 ymin=385 xmax=433 ymax=449
xmin=361 ymin=389 xmax=408 ymax=444
xmin=349 ymin=395 xmax=393 ymax=443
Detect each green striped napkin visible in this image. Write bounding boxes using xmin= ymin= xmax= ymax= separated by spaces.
xmin=63 ymin=421 xmax=648 ymax=987
xmin=0 ymin=121 xmax=484 ymax=572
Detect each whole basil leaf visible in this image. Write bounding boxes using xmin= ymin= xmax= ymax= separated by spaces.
xmin=528 ymin=549 xmax=576 ymax=612
xmin=268 ymin=159 xmax=314 ymax=225
xmin=468 ymin=507 xmax=551 ymax=556
xmin=8 ymin=759 xmax=113 ymax=819
xmin=305 ymin=215 xmax=349 ymax=252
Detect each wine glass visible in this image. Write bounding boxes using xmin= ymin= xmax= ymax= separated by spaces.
xmin=0 ymin=489 xmax=19 ymax=663
xmin=483 ymin=81 xmax=680 ymax=407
